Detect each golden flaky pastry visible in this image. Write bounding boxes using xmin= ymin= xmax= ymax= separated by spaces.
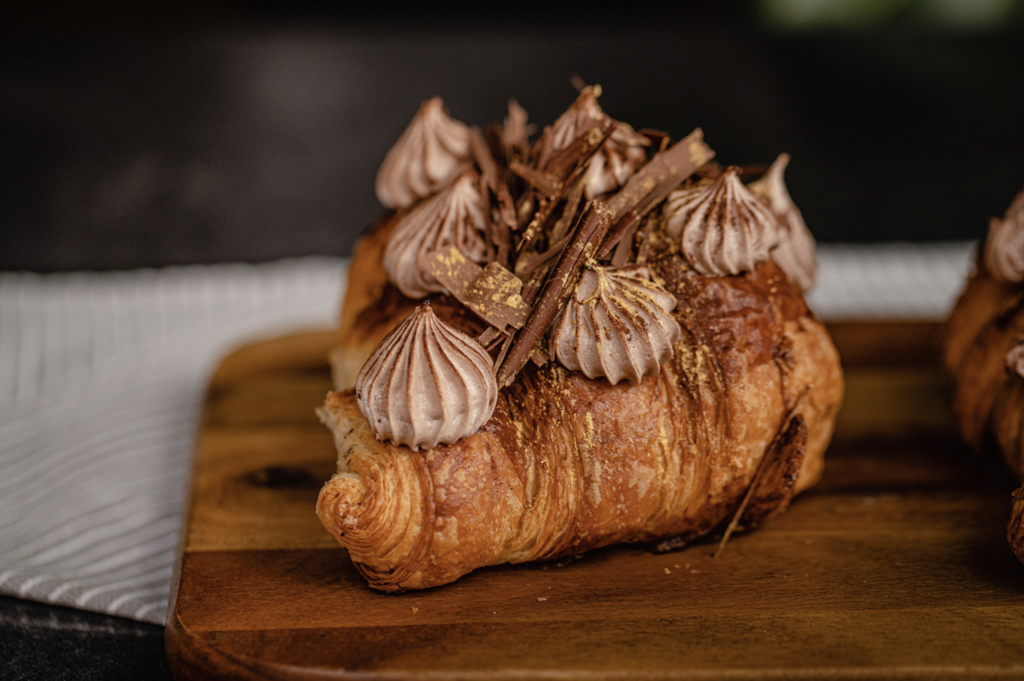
xmin=317 ymin=90 xmax=844 ymax=591
xmin=944 ymin=183 xmax=1024 ymax=565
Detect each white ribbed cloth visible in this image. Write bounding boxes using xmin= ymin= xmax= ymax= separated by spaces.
xmin=0 ymin=243 xmax=976 ymax=625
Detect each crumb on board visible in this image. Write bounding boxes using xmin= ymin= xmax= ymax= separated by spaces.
xmin=536 ymin=597 xmax=547 ymax=602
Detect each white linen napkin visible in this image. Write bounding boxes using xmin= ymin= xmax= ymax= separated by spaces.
xmin=0 ymin=257 xmax=347 ymax=623
xmin=0 ymin=243 xmax=976 ymax=625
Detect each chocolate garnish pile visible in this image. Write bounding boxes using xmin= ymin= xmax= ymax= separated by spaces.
xmin=358 ymin=84 xmax=815 ymax=449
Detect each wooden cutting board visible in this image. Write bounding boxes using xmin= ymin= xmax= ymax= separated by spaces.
xmin=166 ymin=322 xmax=1024 ymax=680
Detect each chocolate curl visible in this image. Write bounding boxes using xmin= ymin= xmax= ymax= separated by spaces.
xmin=495 ymin=201 xmax=614 ymax=388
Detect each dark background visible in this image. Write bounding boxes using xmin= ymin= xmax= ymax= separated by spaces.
xmin=3 ymin=2 xmax=1024 ymax=273
xmin=2 ymin=2 xmax=1024 ymax=679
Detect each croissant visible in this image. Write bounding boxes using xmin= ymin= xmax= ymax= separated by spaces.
xmin=317 ymin=90 xmax=844 ymax=591
xmin=944 ymin=184 xmax=1024 ymax=564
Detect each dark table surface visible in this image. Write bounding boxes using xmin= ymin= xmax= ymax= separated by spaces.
xmin=0 ymin=596 xmax=170 ymax=680
xmin=3 ymin=3 xmax=1024 ymax=679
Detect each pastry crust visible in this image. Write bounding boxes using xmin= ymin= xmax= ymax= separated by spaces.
xmin=944 ymin=249 xmax=1024 ymax=564
xmin=317 ymin=217 xmax=844 ymax=591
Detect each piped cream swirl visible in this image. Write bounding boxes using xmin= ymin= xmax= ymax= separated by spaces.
xmin=356 ymin=302 xmax=498 ymax=451
xmin=985 ymin=186 xmax=1024 ymax=283
xmin=583 ymin=125 xmax=650 ymax=199
xmin=375 ymin=97 xmax=473 ymax=210
xmin=663 ymin=167 xmax=780 ymax=277
xmin=552 ymin=265 xmax=681 ymax=385
xmin=383 ymin=172 xmax=493 ymax=299
xmin=545 ymin=85 xmax=649 ymax=199
xmin=750 ymin=153 xmax=817 ymax=292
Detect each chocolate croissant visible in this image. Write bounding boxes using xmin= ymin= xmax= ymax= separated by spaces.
xmin=944 ymin=183 xmax=1024 ymax=564
xmin=317 ymin=89 xmax=844 ymax=591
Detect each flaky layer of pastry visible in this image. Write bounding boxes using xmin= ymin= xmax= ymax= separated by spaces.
xmin=1011 ymin=489 xmax=1024 ymax=563
xmin=944 ymin=251 xmax=1024 ymax=564
xmin=317 ymin=216 xmax=844 ymax=591
xmin=944 ymin=254 xmax=1024 ymax=475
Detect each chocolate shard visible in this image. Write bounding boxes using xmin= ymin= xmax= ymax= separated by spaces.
xmin=541 ymin=119 xmax=613 ymax=183
xmin=510 ymin=160 xmax=561 ymax=198
xmin=477 ymin=326 xmax=503 ymax=347
xmin=423 ymin=248 xmax=530 ymax=331
xmin=638 ymin=128 xmax=672 ymax=152
xmin=606 ymin=128 xmax=715 ymax=220
xmin=465 ymin=262 xmax=531 ymax=330
xmin=421 ymin=244 xmax=481 ymax=297
xmin=470 ymin=127 xmax=501 ymax=193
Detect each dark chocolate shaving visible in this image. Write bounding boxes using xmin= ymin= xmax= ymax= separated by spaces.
xmin=638 ymin=128 xmax=672 ymax=152
xmin=470 ymin=127 xmax=501 ymax=193
xmin=596 ymin=210 xmax=639 ymax=260
xmin=514 ymin=118 xmax=615 ymax=253
xmin=510 ymin=160 xmax=560 ymax=198
xmin=540 ymin=119 xmax=614 ymax=186
xmin=514 ymin=178 xmax=585 ymax=280
xmin=610 ymin=215 xmax=643 ymax=267
xmin=737 ymin=163 xmax=770 ymax=180
xmin=518 ymin=267 xmax=548 ymax=307
xmin=477 ymin=326 xmax=502 ymax=347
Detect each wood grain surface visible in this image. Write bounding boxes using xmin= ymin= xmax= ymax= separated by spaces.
xmin=166 ymin=322 xmax=1024 ymax=680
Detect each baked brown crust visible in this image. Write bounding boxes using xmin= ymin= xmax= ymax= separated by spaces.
xmin=944 ymin=249 xmax=1024 ymax=564
xmin=316 ymin=219 xmax=844 ymax=591
xmin=1011 ymin=487 xmax=1024 ymax=561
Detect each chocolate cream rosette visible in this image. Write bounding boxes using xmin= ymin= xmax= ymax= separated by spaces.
xmin=316 ymin=87 xmax=844 ymax=591
xmin=944 ymin=184 xmax=1024 ymax=564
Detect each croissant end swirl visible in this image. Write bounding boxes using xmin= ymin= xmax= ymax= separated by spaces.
xmin=317 ymin=216 xmax=844 ymax=591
